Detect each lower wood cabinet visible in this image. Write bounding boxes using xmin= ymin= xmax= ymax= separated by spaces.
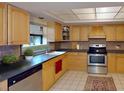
xmin=108 ymin=53 xmax=124 ymax=73
xmin=42 ymin=53 xmax=67 ymax=91
xmin=42 ymin=59 xmax=55 ymax=90
xmin=108 ymin=53 xmax=116 ymax=73
xmin=66 ymin=52 xmax=87 ymax=71
xmin=116 ymin=54 xmax=124 ymax=73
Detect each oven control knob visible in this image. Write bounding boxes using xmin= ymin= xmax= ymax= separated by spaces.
xmin=96 ymin=50 xmax=99 ymax=52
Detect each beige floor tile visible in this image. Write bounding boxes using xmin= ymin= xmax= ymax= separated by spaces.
xmin=49 ymin=70 xmax=124 ymax=91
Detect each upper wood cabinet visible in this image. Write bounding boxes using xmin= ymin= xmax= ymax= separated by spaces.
xmin=70 ymin=26 xmax=80 ymax=41
xmin=55 ymin=22 xmax=62 ymax=41
xmin=89 ymin=26 xmax=105 ymax=38
xmin=103 ymin=25 xmax=116 ymax=41
xmin=116 ymin=25 xmax=124 ymax=41
xmin=0 ymin=3 xmax=7 ymax=45
xmin=8 ymin=5 xmax=30 ymax=45
xmin=80 ymin=26 xmax=89 ymax=41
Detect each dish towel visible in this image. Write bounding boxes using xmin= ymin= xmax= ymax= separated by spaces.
xmin=55 ymin=60 xmax=62 ymax=74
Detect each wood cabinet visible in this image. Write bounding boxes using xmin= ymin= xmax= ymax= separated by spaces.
xmin=42 ymin=53 xmax=67 ymax=90
xmin=80 ymin=26 xmax=89 ymax=41
xmin=108 ymin=53 xmax=116 ymax=73
xmin=116 ymin=54 xmax=124 ymax=73
xmin=66 ymin=52 xmax=87 ymax=71
xmin=116 ymin=25 xmax=124 ymax=41
xmin=89 ymin=26 xmax=105 ymax=38
xmin=108 ymin=53 xmax=124 ymax=73
xmin=42 ymin=59 xmax=55 ymax=90
xmin=103 ymin=25 xmax=116 ymax=41
xmin=55 ymin=22 xmax=62 ymax=41
xmin=0 ymin=80 xmax=7 ymax=91
xmin=8 ymin=5 xmax=30 ymax=45
xmin=0 ymin=3 xmax=7 ymax=45
xmin=70 ymin=26 xmax=80 ymax=41
xmin=0 ymin=3 xmax=30 ymax=45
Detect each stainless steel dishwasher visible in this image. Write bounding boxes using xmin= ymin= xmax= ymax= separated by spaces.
xmin=8 ymin=65 xmax=42 ymax=91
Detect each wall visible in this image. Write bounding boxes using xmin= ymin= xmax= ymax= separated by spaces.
xmin=0 ymin=45 xmax=21 ymax=58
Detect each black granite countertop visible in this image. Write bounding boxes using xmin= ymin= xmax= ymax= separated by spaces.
xmin=56 ymin=49 xmax=124 ymax=53
xmin=107 ymin=50 xmax=124 ymax=53
xmin=0 ymin=51 xmax=66 ymax=82
xmin=56 ymin=49 xmax=88 ymax=52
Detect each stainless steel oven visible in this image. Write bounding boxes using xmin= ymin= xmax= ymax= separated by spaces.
xmin=88 ymin=54 xmax=107 ymax=66
xmin=87 ymin=44 xmax=107 ymax=74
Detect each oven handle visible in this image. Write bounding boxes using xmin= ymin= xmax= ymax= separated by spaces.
xmin=88 ymin=54 xmax=106 ymax=56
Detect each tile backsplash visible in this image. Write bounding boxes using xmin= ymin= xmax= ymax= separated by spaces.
xmin=0 ymin=45 xmax=21 ymax=58
xmin=107 ymin=41 xmax=124 ymax=50
xmin=50 ymin=40 xmax=124 ymax=51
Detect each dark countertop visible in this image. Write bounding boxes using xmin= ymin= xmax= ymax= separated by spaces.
xmin=56 ymin=49 xmax=124 ymax=53
xmin=0 ymin=51 xmax=66 ymax=82
xmin=107 ymin=50 xmax=124 ymax=53
xmin=56 ymin=49 xmax=88 ymax=52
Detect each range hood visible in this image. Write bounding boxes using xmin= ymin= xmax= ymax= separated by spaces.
xmin=88 ymin=26 xmax=106 ymax=38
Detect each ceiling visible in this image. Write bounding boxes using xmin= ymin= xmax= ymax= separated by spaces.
xmin=9 ymin=2 xmax=124 ymax=24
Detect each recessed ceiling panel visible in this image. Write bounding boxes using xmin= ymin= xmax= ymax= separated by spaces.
xmin=96 ymin=13 xmax=116 ymax=19
xmin=58 ymin=14 xmax=78 ymax=20
xmin=77 ymin=14 xmax=95 ymax=19
xmin=72 ymin=8 xmax=95 ymax=14
xmin=48 ymin=10 xmax=74 ymax=15
xmin=96 ymin=6 xmax=121 ymax=13
xmin=115 ymin=13 xmax=124 ymax=18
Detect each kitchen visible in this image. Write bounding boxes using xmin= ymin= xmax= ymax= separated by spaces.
xmin=0 ymin=2 xmax=124 ymax=91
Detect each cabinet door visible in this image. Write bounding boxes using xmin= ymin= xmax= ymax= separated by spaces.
xmin=116 ymin=25 xmax=124 ymax=41
xmin=0 ymin=3 xmax=7 ymax=45
xmin=70 ymin=26 xmax=80 ymax=41
xmin=8 ymin=5 xmax=30 ymax=45
xmin=80 ymin=26 xmax=89 ymax=41
xmin=103 ymin=25 xmax=116 ymax=41
xmin=55 ymin=22 xmax=62 ymax=41
xmin=116 ymin=54 xmax=124 ymax=73
xmin=66 ymin=52 xmax=87 ymax=71
xmin=42 ymin=61 xmax=55 ymax=90
xmin=108 ymin=53 xmax=116 ymax=73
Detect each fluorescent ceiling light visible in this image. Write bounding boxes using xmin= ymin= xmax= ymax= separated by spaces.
xmin=72 ymin=8 xmax=95 ymax=14
xmin=49 ymin=10 xmax=74 ymax=15
xmin=58 ymin=14 xmax=78 ymax=20
xmin=96 ymin=6 xmax=121 ymax=13
xmin=96 ymin=13 xmax=116 ymax=19
xmin=77 ymin=14 xmax=95 ymax=19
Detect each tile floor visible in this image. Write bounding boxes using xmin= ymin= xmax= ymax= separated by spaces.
xmin=49 ymin=70 xmax=124 ymax=91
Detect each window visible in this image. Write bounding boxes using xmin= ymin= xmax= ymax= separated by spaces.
xmin=30 ymin=34 xmax=43 ymax=45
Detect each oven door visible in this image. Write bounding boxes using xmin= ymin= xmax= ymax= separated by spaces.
xmin=88 ymin=54 xmax=107 ymax=66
